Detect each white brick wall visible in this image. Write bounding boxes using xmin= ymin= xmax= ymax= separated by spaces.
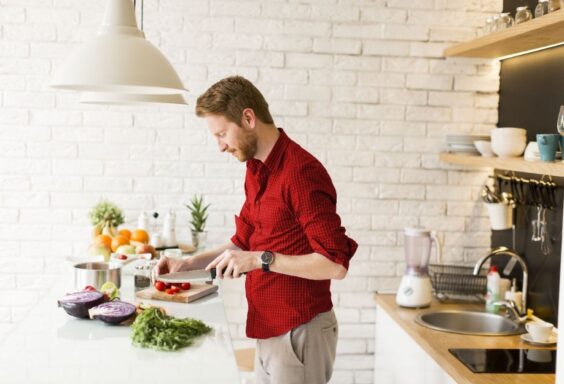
xmin=0 ymin=0 xmax=502 ymax=382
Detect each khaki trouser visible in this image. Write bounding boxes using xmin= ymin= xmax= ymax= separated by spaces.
xmin=255 ymin=310 xmax=338 ymax=384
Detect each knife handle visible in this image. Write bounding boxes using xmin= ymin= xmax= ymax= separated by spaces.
xmin=210 ymin=268 xmax=246 ymax=279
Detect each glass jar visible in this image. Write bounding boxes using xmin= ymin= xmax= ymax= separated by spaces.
xmin=484 ymin=16 xmax=494 ymax=35
xmin=497 ymin=13 xmax=514 ymax=30
xmin=491 ymin=14 xmax=500 ymax=32
xmin=134 ymin=261 xmax=153 ymax=291
xmin=548 ymin=0 xmax=561 ymax=12
xmin=535 ymin=0 xmax=549 ymax=17
xmin=515 ymin=6 xmax=532 ymax=24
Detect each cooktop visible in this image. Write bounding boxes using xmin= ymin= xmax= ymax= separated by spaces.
xmin=449 ymin=348 xmax=556 ymax=374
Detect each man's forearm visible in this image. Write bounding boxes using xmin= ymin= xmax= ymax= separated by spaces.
xmin=186 ymin=241 xmax=240 ymax=270
xmin=269 ymin=252 xmax=347 ymax=280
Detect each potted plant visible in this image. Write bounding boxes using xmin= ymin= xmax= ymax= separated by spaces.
xmin=186 ymin=195 xmax=210 ymax=249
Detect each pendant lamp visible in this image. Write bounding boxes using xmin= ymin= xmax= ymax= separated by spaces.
xmin=80 ymin=92 xmax=188 ymax=106
xmin=51 ymin=0 xmax=187 ymax=95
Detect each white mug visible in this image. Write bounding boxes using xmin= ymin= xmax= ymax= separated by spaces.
xmin=525 ymin=321 xmax=554 ymax=342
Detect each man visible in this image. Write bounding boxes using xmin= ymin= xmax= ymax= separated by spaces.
xmin=156 ymin=76 xmax=357 ymax=384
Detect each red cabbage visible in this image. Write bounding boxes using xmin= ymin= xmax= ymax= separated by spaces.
xmin=89 ymin=301 xmax=136 ymax=324
xmin=58 ymin=291 xmax=105 ymax=318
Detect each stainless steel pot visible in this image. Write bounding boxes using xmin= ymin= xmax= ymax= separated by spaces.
xmin=74 ymin=262 xmax=121 ymax=290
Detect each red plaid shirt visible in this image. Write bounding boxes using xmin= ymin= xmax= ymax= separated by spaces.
xmin=231 ymin=129 xmax=358 ymax=339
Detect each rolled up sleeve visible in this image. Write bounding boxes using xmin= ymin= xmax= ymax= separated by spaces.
xmin=289 ymin=162 xmax=357 ymax=270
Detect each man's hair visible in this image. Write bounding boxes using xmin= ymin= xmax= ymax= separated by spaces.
xmin=195 ymin=76 xmax=274 ymax=125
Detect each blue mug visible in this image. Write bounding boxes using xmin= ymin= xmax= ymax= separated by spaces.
xmin=537 ymin=134 xmax=559 ymax=161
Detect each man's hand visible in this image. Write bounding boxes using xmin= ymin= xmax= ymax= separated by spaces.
xmin=205 ymin=250 xmax=261 ymax=278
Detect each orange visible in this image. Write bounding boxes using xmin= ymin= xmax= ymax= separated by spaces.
xmin=95 ymin=234 xmax=112 ymax=249
xmin=111 ymin=235 xmax=130 ymax=252
xmin=118 ymin=228 xmax=131 ymax=240
xmin=131 ymin=229 xmax=149 ymax=244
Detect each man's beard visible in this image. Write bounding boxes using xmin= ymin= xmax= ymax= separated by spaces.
xmin=231 ymin=129 xmax=257 ymax=162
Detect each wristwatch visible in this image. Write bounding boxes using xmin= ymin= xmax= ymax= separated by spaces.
xmin=260 ymin=251 xmax=275 ymax=272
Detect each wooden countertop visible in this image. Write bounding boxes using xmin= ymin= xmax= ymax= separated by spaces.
xmin=375 ymin=293 xmax=556 ymax=384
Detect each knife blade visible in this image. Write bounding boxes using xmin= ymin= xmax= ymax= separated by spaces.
xmin=157 ymin=268 xmax=217 ymax=283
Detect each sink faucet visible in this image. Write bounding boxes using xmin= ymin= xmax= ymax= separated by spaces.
xmin=473 ymin=246 xmax=528 ymax=316
xmin=493 ymin=300 xmax=528 ymax=324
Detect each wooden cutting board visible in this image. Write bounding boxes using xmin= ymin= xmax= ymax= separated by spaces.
xmin=135 ymin=283 xmax=218 ymax=303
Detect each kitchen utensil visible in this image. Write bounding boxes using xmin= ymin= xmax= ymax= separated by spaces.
xmin=396 ymin=227 xmax=441 ymax=308
xmin=73 ymin=262 xmax=121 ymax=290
xmin=158 ymin=269 xmax=217 ymax=283
xmin=428 ymin=264 xmax=487 ymax=302
xmin=541 ymin=208 xmax=552 ymax=255
xmin=136 ymin=283 xmax=218 ymax=303
xmin=531 ymin=206 xmax=543 ymax=242
xmin=485 ymin=202 xmax=512 ymax=230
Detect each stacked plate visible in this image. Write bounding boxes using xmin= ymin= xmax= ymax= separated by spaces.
xmin=446 ymin=134 xmax=490 ymax=156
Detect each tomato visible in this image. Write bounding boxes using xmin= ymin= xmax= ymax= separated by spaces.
xmin=154 ymin=281 xmax=165 ymax=292
xmin=170 ymin=286 xmax=180 ymax=294
xmin=84 ymin=285 xmax=97 ymax=292
xmin=164 ymin=282 xmax=172 ymax=289
xmin=165 ymin=288 xmax=175 ymax=295
xmin=180 ymin=282 xmax=191 ymax=290
xmin=118 ymin=254 xmax=128 ymax=260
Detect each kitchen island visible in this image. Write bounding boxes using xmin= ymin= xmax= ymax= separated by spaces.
xmin=0 ymin=265 xmax=241 ymax=384
xmin=375 ymin=293 xmax=556 ymax=384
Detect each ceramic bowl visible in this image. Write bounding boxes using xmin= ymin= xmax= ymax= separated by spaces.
xmin=491 ymin=127 xmax=527 ymax=139
xmin=491 ymin=136 xmax=527 ymax=158
xmin=473 ymin=140 xmax=495 ymax=157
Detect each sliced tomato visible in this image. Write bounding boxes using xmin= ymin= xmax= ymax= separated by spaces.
xmin=165 ymin=288 xmax=175 ymax=295
xmin=180 ymin=282 xmax=191 ymax=290
xmin=118 ymin=254 xmax=128 ymax=260
xmin=154 ymin=281 xmax=165 ymax=292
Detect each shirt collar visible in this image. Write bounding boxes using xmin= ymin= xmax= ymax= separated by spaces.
xmin=247 ymin=128 xmax=289 ymax=174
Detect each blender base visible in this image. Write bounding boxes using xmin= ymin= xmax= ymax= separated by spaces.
xmin=396 ymin=275 xmax=433 ymax=308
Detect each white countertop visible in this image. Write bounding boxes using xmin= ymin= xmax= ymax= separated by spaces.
xmin=0 ymin=261 xmax=241 ymax=384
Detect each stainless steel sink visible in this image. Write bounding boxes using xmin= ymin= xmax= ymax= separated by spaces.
xmin=416 ymin=310 xmax=525 ymax=336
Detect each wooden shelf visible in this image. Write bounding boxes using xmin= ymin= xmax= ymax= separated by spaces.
xmin=444 ymin=9 xmax=564 ymax=58
xmin=440 ymin=152 xmax=564 ymax=177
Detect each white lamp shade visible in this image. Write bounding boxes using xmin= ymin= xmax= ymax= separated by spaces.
xmin=80 ymin=92 xmax=188 ymax=106
xmin=51 ymin=0 xmax=186 ymax=95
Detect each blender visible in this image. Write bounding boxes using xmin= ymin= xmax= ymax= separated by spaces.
xmin=396 ymin=227 xmax=441 ymax=308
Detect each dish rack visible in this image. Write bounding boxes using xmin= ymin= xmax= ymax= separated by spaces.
xmin=428 ymin=264 xmax=488 ymax=302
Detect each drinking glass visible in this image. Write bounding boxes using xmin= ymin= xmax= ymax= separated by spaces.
xmin=515 ymin=6 xmax=532 ymax=24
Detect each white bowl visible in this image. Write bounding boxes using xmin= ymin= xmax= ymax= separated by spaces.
xmin=474 ymin=140 xmax=495 ymax=157
xmin=491 ymin=135 xmax=527 ymax=157
xmin=491 ymin=128 xmax=527 ymax=138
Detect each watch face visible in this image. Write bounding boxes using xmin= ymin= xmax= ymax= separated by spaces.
xmin=261 ymin=251 xmax=274 ymax=264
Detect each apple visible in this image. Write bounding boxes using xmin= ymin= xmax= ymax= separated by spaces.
xmin=136 ymin=244 xmax=157 ymax=259
xmin=116 ymin=245 xmax=136 ymax=255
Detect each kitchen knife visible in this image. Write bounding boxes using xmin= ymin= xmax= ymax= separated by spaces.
xmin=157 ymin=268 xmax=217 ymax=283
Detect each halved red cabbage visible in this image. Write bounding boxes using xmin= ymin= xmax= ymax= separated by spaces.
xmin=58 ymin=291 xmax=105 ymax=318
xmin=89 ymin=301 xmax=136 ymax=324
